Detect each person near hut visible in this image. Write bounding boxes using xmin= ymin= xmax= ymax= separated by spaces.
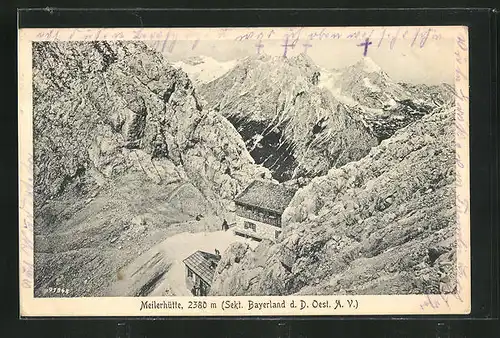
xmin=222 ymin=219 xmax=229 ymax=231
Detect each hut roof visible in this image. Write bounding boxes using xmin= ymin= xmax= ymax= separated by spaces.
xmin=234 ymin=180 xmax=297 ymax=214
xmin=183 ymin=251 xmax=221 ymax=284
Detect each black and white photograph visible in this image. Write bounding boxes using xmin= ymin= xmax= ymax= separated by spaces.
xmin=18 ymin=26 xmax=470 ymax=316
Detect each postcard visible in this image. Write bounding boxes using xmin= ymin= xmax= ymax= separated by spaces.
xmin=18 ymin=26 xmax=470 ymax=316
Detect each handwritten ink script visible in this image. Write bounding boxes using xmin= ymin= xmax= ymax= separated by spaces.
xmin=235 ymin=27 xmax=441 ymax=56
xmin=454 ymin=27 xmax=470 ymax=296
xmin=30 ymin=27 xmax=445 ymax=58
xmin=20 ymin=152 xmax=34 ymax=289
xmin=419 ymin=27 xmax=470 ymax=313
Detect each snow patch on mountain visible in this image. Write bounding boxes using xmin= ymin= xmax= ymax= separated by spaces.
xmin=363 ymin=77 xmax=381 ymax=92
xmin=359 ymin=56 xmax=383 ymax=73
xmin=317 ymin=68 xmax=383 ymax=115
xmin=172 ymin=55 xmax=238 ymax=85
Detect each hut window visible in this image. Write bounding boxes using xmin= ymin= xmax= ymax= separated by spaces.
xmin=275 ymin=230 xmax=281 ymax=239
xmin=187 ymin=268 xmax=193 ymax=278
xmin=244 ymin=221 xmax=256 ymax=232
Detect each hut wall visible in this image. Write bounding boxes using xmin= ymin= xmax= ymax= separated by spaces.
xmin=235 ymin=203 xmax=281 ymax=227
xmin=185 ymin=267 xmax=196 ymax=293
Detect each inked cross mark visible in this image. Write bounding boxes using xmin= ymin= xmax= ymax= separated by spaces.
xmin=358 ymin=38 xmax=372 ymax=56
xmin=255 ymin=41 xmax=264 ymax=54
xmin=303 ymin=41 xmax=312 ymax=54
xmin=282 ymin=36 xmax=296 ymax=57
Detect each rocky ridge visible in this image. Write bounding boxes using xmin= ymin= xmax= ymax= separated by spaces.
xmin=33 ymin=41 xmax=270 ymax=215
xmin=210 ymin=103 xmax=456 ymax=296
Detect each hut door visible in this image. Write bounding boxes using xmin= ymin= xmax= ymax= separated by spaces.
xmin=199 ymin=281 xmax=208 ymax=296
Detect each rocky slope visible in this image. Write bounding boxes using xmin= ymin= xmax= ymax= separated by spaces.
xmin=200 ymin=54 xmax=379 ymax=182
xmin=400 ymin=82 xmax=456 ymax=106
xmin=210 ymin=103 xmax=456 ymax=296
xmin=32 ymin=41 xmax=270 ymax=297
xmin=33 ymin=41 xmax=271 ymax=213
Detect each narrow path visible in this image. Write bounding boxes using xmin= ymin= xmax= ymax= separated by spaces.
xmin=108 ymin=228 xmax=258 ymax=297
xmin=165 ymin=181 xmax=192 ymax=203
xmin=151 ymin=230 xmax=258 ymax=296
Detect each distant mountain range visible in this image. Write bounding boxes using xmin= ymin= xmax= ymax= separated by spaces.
xmin=198 ymin=54 xmax=378 ymax=183
xmin=178 ymin=53 xmax=454 ymax=184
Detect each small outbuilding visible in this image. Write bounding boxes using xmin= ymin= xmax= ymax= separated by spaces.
xmin=183 ymin=250 xmax=221 ymax=296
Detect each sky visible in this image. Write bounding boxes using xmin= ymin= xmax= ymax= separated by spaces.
xmin=149 ymin=32 xmax=455 ymax=85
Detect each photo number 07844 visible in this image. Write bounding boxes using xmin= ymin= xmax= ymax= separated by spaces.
xmin=18 ymin=26 xmax=470 ymax=317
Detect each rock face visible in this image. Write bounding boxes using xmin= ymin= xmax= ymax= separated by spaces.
xmin=200 ymin=54 xmax=379 ymax=182
xmin=210 ymin=104 xmax=456 ymax=296
xmin=33 ymin=41 xmax=270 ymax=213
xmin=32 ymin=41 xmax=270 ymax=297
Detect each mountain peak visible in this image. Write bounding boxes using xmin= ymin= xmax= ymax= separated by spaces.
xmin=294 ymin=52 xmax=314 ymax=61
xmin=237 ymin=53 xmax=318 ymax=73
xmin=354 ymin=56 xmax=382 ymax=73
xmin=287 ymin=52 xmax=315 ymax=65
